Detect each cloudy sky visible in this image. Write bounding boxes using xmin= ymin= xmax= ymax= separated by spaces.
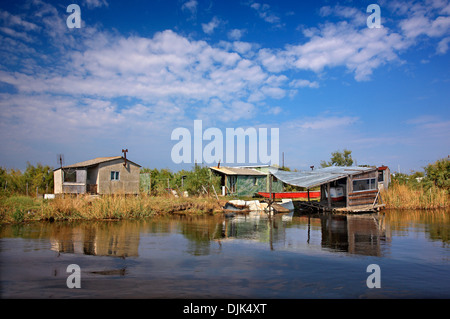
xmin=0 ymin=0 xmax=449 ymax=173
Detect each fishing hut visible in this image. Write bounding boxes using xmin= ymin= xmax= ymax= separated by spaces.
xmin=269 ymin=166 xmax=386 ymax=213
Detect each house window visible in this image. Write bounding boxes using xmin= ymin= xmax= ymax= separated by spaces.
xmin=63 ymin=169 xmax=76 ymax=183
xmin=111 ymin=171 xmax=120 ymax=181
xmin=352 ymin=178 xmax=377 ymax=192
xmin=378 ymin=171 xmax=384 ymax=182
xmin=253 ymin=177 xmax=258 ymax=186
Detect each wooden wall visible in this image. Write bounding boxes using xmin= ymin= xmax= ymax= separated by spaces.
xmin=347 ymin=169 xmax=378 ymax=207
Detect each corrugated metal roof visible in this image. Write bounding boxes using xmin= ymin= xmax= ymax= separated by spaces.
xmin=57 ymin=156 xmax=141 ymax=169
xmin=269 ymin=166 xmax=376 ymax=189
xmin=210 ymin=166 xmax=267 ymax=176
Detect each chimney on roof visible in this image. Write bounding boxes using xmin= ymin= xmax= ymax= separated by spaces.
xmin=122 ymin=149 xmax=128 ymax=167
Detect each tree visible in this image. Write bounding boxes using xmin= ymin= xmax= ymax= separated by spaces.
xmin=320 ymin=149 xmax=354 ymax=167
xmin=424 ymin=158 xmax=450 ymax=189
xmin=183 ymin=165 xmax=221 ymax=196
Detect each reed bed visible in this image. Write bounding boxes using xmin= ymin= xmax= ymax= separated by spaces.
xmin=381 ymin=182 xmax=449 ymax=210
xmin=0 ymin=194 xmax=224 ymax=224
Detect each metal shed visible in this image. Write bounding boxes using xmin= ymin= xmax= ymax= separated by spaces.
xmin=210 ymin=165 xmax=284 ymax=196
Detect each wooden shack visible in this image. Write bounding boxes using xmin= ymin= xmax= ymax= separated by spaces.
xmin=53 ymin=156 xmax=141 ymax=195
xmin=270 ymin=166 xmax=385 ymax=213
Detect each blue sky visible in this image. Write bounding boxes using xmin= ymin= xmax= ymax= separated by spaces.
xmin=0 ymin=0 xmax=449 ymax=173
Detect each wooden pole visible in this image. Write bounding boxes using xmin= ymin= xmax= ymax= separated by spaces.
xmin=149 ymin=174 xmax=152 ymax=194
xmin=327 ymin=182 xmax=331 ymax=209
xmin=307 ymin=188 xmax=310 ymax=202
xmin=269 ymin=174 xmax=273 ymax=204
xmin=346 ymin=177 xmax=351 ymax=208
xmin=212 ymin=185 xmax=219 ymax=201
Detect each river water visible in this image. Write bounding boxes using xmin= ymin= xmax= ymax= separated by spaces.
xmin=0 ymin=210 xmax=449 ymax=299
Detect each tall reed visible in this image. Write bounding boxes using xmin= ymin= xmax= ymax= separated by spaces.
xmin=1 ymin=194 xmax=224 ymax=224
xmin=381 ymin=181 xmax=449 ymax=210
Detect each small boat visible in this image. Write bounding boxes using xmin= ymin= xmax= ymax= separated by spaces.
xmin=271 ymin=203 xmax=290 ymax=213
xmin=327 ymin=187 xmax=345 ymax=202
xmin=258 ymin=191 xmax=320 ymax=199
xmin=223 ymin=202 xmax=250 ymax=213
xmin=279 ymin=199 xmax=295 ymax=211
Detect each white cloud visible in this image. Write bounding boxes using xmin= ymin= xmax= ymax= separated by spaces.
xmin=395 ymin=0 xmax=450 ymax=39
xmin=228 ymin=28 xmax=246 ymax=41
xmin=83 ymin=0 xmax=109 ymax=9
xmin=268 ymin=106 xmax=282 ymax=115
xmin=0 ymin=10 xmax=39 ymax=31
xmin=437 ymin=36 xmax=450 ymax=53
xmin=249 ymin=2 xmax=282 ymax=26
xmin=289 ymin=79 xmax=319 ymax=89
xmin=296 ymin=116 xmax=359 ymax=130
xmin=202 ymin=16 xmax=221 ymax=34
xmin=182 ymin=0 xmax=198 ymax=16
xmin=258 ymin=15 xmax=409 ymax=81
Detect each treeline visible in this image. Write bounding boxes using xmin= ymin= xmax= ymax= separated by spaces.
xmin=391 ymin=158 xmax=450 ymax=191
xmin=140 ymin=165 xmax=221 ymax=196
xmin=0 ymin=163 xmax=54 ymax=195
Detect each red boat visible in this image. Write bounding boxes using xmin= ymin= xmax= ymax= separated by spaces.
xmin=258 ymin=191 xmax=321 ymax=199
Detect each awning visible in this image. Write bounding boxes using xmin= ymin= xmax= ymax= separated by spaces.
xmin=269 ymin=166 xmax=376 ymax=189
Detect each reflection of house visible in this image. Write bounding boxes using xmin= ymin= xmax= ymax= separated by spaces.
xmin=210 ymin=165 xmax=283 ymax=196
xmin=50 ymin=223 xmax=140 ymax=257
xmin=321 ymin=214 xmax=388 ymax=256
xmin=271 ymin=166 xmax=386 ymax=212
xmin=53 ymin=156 xmax=141 ymax=195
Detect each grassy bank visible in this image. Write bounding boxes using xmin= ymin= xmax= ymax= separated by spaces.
xmin=1 ymin=181 xmax=449 ymax=224
xmin=0 ymin=194 xmax=226 ymax=224
xmin=381 ymin=182 xmax=449 ymax=210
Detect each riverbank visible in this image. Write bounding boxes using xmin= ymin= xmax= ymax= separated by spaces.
xmin=1 ymin=182 xmax=449 ymax=224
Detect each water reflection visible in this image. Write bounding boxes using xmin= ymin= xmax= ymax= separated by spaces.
xmin=46 ymin=213 xmax=390 ymax=257
xmin=2 ymin=210 xmax=449 ymax=259
xmin=320 ymin=214 xmax=389 ymax=256
xmin=49 ymin=221 xmax=140 ymax=258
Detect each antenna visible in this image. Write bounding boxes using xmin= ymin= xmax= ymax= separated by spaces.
xmin=56 ymin=154 xmax=65 ymax=168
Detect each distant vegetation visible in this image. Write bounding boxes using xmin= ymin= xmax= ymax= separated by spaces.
xmin=140 ymin=164 xmax=221 ymax=196
xmin=0 ymin=163 xmax=53 ymax=196
xmin=320 ymin=149 xmax=354 ymax=168
xmin=382 ymin=158 xmax=449 ymax=210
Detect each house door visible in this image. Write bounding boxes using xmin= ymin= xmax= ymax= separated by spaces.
xmin=229 ymin=176 xmax=237 ymax=193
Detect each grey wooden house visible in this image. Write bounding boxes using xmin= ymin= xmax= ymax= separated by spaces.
xmin=53 ymin=156 xmax=141 ymax=195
